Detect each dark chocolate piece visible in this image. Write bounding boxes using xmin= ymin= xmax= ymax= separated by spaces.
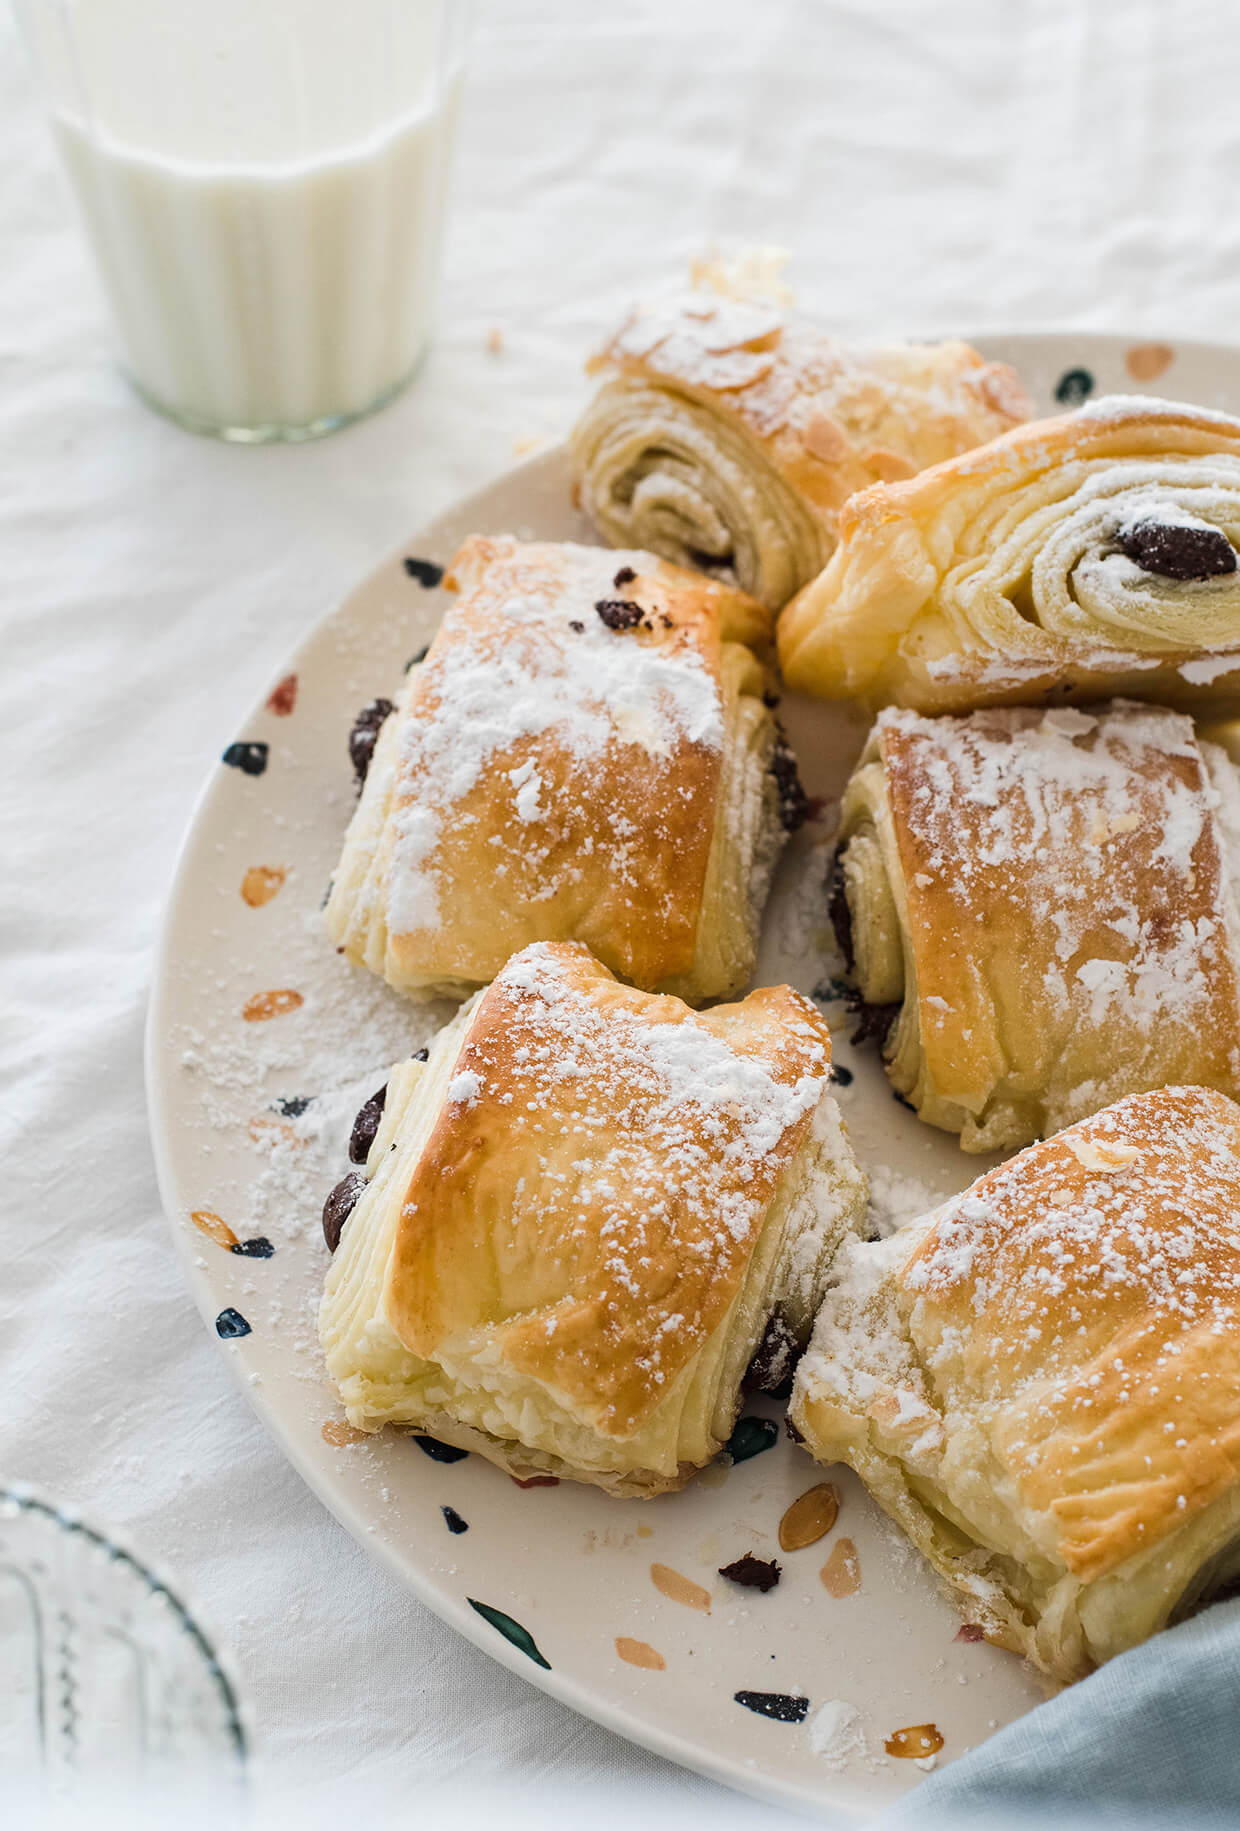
xmin=827 ymin=852 xmax=855 ymax=973
xmin=215 ymin=1308 xmax=251 ymax=1340
xmin=348 ymin=1085 xmax=388 ymax=1164
xmin=322 ymin=1170 xmax=367 ymax=1253
xmin=719 ymin=1555 xmax=782 ymax=1593
xmin=348 ymin=698 xmax=396 ymax=789
xmin=594 ymin=597 xmax=644 ymax=631
xmin=229 ymin=1237 xmax=275 ymax=1259
xmin=743 ymin=1314 xmax=800 ymax=1395
xmin=442 ymin=1506 xmax=469 ymax=1534
xmin=1117 ymin=518 xmax=1236 ymax=581
xmin=770 ymin=726 xmax=809 ymax=832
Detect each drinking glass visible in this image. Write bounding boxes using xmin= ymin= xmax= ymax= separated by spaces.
xmin=16 ymin=0 xmax=471 ymax=440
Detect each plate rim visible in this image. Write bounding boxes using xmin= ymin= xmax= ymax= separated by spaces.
xmin=145 ymin=328 xmax=1240 ymax=1817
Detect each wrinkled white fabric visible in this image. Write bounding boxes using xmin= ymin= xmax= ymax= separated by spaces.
xmin=2 ymin=0 xmax=1236 ymax=1810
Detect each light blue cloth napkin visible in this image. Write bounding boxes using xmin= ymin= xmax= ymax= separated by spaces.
xmin=882 ymin=1597 xmax=1240 ymax=1828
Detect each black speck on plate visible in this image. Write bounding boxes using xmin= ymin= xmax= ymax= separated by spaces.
xmin=230 ymin=1237 xmax=275 ymax=1259
xmin=1054 ymin=367 xmax=1094 ymax=406
xmin=221 ymin=741 xmax=269 ymax=777
xmin=442 ymin=1506 xmax=469 ymax=1535
xmin=414 ymin=1435 xmax=469 ymax=1464
xmin=274 ymin=1095 xmax=312 ymax=1118
xmin=215 ymin=1307 xmax=251 ymax=1340
xmin=830 ymin=1063 xmax=854 ymax=1087
xmin=734 ymin=1691 xmax=810 ymax=1723
xmin=403 ymin=557 xmax=444 ymax=588
xmin=725 ymin=1416 xmax=779 ymax=1464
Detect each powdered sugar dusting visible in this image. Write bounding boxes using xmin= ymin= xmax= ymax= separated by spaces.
xmin=881 ymin=700 xmax=1240 ymax=1046
xmin=386 ymin=540 xmax=724 ymax=936
xmin=408 ymin=943 xmax=845 ymax=1424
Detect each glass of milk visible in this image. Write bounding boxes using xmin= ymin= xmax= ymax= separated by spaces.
xmin=16 ymin=0 xmax=469 ymax=440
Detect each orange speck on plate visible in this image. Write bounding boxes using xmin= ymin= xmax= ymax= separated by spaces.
xmin=241 ymin=865 xmax=286 ymax=907
xmin=190 ymin=1209 xmax=237 ymax=1250
xmin=885 ymin=1723 xmax=944 ymax=1759
xmin=242 ymin=988 xmax=303 ymax=1022
xmin=266 ymin=673 xmax=298 ymax=715
xmin=637 ymin=1524 xmax=653 ymax=1539
xmin=321 ymin=1419 xmax=368 ymax=1447
xmin=247 ymin=1115 xmax=307 ymax=1150
xmin=779 ymin=1482 xmax=839 ymax=1551
xmin=1125 ymin=342 xmax=1174 ymax=383
xmin=820 ymin=1536 xmax=861 ymax=1597
xmin=616 ymin=1637 xmax=665 ymax=1671
xmin=650 ymin=1563 xmax=711 ymax=1613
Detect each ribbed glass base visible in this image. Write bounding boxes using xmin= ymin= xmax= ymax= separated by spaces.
xmin=123 ymin=356 xmax=424 ymax=444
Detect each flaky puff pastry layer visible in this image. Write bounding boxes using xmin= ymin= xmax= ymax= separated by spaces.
xmin=779 ymin=395 xmax=1240 ymax=712
xmin=319 ymin=942 xmax=868 ymax=1496
xmin=571 ymin=291 xmax=1029 ymax=612
xmin=837 ymin=701 xmax=1240 ymax=1152
xmin=325 ymin=536 xmax=784 ymax=1006
xmin=791 ymin=1086 xmax=1240 ymax=1683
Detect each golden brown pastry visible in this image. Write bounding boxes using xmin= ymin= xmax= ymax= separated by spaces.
xmin=318 ymin=942 xmax=869 ymax=1496
xmin=326 ymin=535 xmax=800 ymax=1005
xmin=571 ymin=290 xmax=1030 ymax=612
xmin=832 ymin=699 xmax=1240 ymax=1151
xmin=790 ymin=1085 xmax=1240 ymax=1684
xmin=779 ymin=394 xmax=1240 ymax=712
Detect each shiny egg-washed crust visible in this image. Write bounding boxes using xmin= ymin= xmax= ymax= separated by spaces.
xmin=572 ymin=292 xmax=1030 ymax=612
xmin=791 ymin=1087 xmax=1240 ymax=1681
xmin=319 ymin=943 xmax=870 ymax=1495
xmin=838 ymin=701 xmax=1240 ymax=1152
xmin=778 ymin=395 xmax=1240 ymax=712
xmin=325 ymin=536 xmax=781 ymax=1005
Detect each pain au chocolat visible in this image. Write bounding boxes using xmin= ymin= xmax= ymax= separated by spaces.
xmin=791 ymin=1085 xmax=1240 ymax=1683
xmin=326 ymin=535 xmax=802 ymax=1006
xmin=832 ymin=699 xmax=1240 ymax=1151
xmin=779 ymin=396 xmax=1240 ymax=714
xmin=572 ymin=289 xmax=1030 ymax=613
xmin=319 ymin=942 xmax=868 ymax=1496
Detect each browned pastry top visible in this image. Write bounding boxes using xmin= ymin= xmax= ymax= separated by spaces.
xmin=384 ymin=943 xmax=832 ymax=1436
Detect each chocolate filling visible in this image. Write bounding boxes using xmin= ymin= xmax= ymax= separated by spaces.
xmin=348 ymin=698 xmax=396 ymax=790
xmin=771 ymin=725 xmax=808 ymax=832
xmin=1117 ymin=519 xmax=1237 ymax=581
xmin=348 ymin=1085 xmax=388 ymax=1164
xmin=743 ymin=1314 xmax=800 ymax=1396
xmin=827 ymin=851 xmax=855 ymax=973
xmin=322 ymin=1170 xmax=367 ymax=1253
xmin=828 ymin=850 xmax=900 ymax=1048
xmin=594 ymin=597 xmax=644 ymax=630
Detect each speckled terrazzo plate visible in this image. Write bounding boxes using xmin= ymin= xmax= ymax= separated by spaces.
xmin=146 ymin=332 xmax=1240 ymax=1820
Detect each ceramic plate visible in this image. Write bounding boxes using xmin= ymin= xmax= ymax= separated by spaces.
xmin=146 ymin=332 xmax=1235 ymax=1819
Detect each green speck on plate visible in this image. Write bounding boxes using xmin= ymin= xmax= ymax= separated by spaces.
xmin=726 ymin=1416 xmax=779 ymax=1464
xmin=468 ymin=1598 xmax=551 ymax=1669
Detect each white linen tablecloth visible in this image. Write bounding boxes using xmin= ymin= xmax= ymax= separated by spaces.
xmin=4 ymin=0 xmax=1238 ymax=1811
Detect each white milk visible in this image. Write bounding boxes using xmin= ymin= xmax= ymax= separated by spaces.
xmin=30 ymin=0 xmax=464 ymax=435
